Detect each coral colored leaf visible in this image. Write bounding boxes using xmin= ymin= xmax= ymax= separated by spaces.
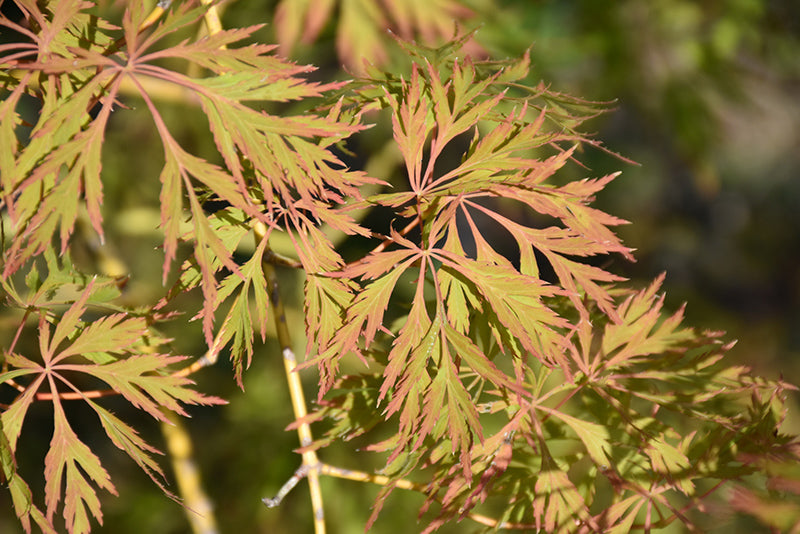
xmin=56 ymin=315 xmax=148 ymax=364
xmin=645 ymin=435 xmax=693 ymax=490
xmin=533 ymin=466 xmax=591 ymax=534
xmin=87 ymin=401 xmax=168 ymax=491
xmin=443 ymin=322 xmax=516 ymax=392
xmin=64 ymin=354 xmax=225 ymax=422
xmin=0 ymin=367 xmax=46 ymax=451
xmin=47 ymin=279 xmax=99 ymax=359
xmin=605 ymin=495 xmax=645 ymax=534
xmin=277 ymin=0 xmax=335 ymax=55
xmin=380 ymin=291 xmax=436 ymax=411
xmin=275 ymin=0 xmax=475 ymax=70
xmin=44 ymin=400 xmax=115 ymax=534
xmin=305 ymin=274 xmax=354 ymax=356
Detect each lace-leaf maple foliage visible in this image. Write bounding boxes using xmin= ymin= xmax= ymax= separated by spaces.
xmin=1 ymin=1 xmax=799 ymax=534
xmin=304 ymin=41 xmax=800 ymax=532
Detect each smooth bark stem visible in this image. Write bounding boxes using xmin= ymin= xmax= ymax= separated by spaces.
xmin=255 ymin=222 xmax=326 ymax=534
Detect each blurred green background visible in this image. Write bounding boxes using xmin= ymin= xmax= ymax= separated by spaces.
xmin=2 ymin=0 xmax=799 ymax=532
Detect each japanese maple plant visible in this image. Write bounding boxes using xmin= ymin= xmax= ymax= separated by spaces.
xmin=1 ymin=1 xmax=798 ymax=533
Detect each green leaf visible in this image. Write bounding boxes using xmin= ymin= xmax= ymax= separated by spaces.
xmin=542 ymin=408 xmax=611 ymax=467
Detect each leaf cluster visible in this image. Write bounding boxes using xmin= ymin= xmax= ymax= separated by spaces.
xmin=1 ymin=1 xmax=798 ymax=533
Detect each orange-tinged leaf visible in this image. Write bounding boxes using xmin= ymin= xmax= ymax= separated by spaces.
xmin=337 ymin=0 xmax=389 ymax=70
xmin=88 ymin=401 xmax=168 ymax=492
xmin=45 ymin=400 xmax=115 ymax=533
xmin=605 ymin=495 xmax=645 ymax=534
xmin=66 ymin=354 xmax=225 ymax=422
xmin=55 ymin=315 xmax=148 ymax=364
xmin=533 ymin=466 xmax=592 ymax=534
xmin=0 ymin=368 xmax=45 ymax=451
xmin=646 ymin=436 xmax=692 ymax=490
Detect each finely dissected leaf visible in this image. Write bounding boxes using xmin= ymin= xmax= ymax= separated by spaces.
xmin=4 ymin=0 xmax=373 ymax=382
xmin=44 ymin=399 xmax=115 ymax=534
xmin=304 ymin=274 xmax=354 ymax=357
xmin=645 ymin=435 xmax=693 ymax=492
xmin=0 ymin=358 xmax=46 ymax=451
xmin=215 ymin=231 xmax=271 ymax=379
xmin=314 ymin=47 xmax=646 ymax=489
xmin=540 ymin=407 xmax=611 ymax=467
xmin=56 ymin=314 xmax=148 ymax=364
xmin=4 ymin=3 xmax=800 ymax=532
xmin=0 ymin=252 xmax=227 ymax=533
xmin=533 ymin=466 xmax=592 ymax=534
xmin=65 ymin=354 xmax=224 ymax=421
xmin=88 ymin=401 xmax=168 ymax=491
xmin=0 ymin=416 xmax=50 ymax=534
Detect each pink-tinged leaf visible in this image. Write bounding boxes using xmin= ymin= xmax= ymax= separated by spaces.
xmin=645 ymin=436 xmax=693 ymax=492
xmin=386 ymin=65 xmax=433 ymax=192
xmin=605 ymin=495 xmax=645 ymax=534
xmin=157 ymin=149 xmax=183 ymax=282
xmin=186 ymin=189 xmax=243 ymax=346
xmin=384 ymin=0 xmax=474 ymax=42
xmin=381 ymin=292 xmax=436 ymax=411
xmin=287 ymin=214 xmax=349 ymax=273
xmin=533 ymin=466 xmax=592 ymax=534
xmin=436 ymin=221 xmax=480 ymax=332
xmin=546 ymin=251 xmax=626 ymax=322
xmin=601 ymin=276 xmax=696 ymax=370
xmin=337 ymin=0 xmax=388 ymax=70
xmin=275 ymin=0 xmax=335 ymax=57
xmin=55 ymin=315 xmax=148 ymax=364
xmin=61 ymin=354 xmax=226 ymax=422
xmin=48 ymin=279 xmax=98 ymax=362
xmin=87 ymin=401 xmax=170 ymax=494
xmin=355 ymin=259 xmax=418 ymax=347
xmin=7 ymin=473 xmax=57 ymax=534
xmin=214 ymin=235 xmax=271 ymax=379
xmin=305 ymin=275 xmax=353 ymax=356
xmin=44 ymin=399 xmax=115 ymax=533
xmin=440 ymin=345 xmax=482 ymax=477
xmin=343 ymin=247 xmax=418 ymax=281
xmin=443 ymin=322 xmax=518 ymax=393
xmin=0 ymin=365 xmax=45 ymax=451
xmin=0 ymin=75 xmax=27 ymax=191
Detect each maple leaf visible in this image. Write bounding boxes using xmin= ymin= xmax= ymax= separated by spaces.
xmin=0 ymin=276 xmax=223 ymax=534
xmin=3 ymin=0 xmax=376 ymax=374
xmin=307 ymin=46 xmax=637 ymax=482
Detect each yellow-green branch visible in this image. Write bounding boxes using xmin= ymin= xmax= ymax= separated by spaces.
xmin=254 ymin=221 xmax=326 ymax=534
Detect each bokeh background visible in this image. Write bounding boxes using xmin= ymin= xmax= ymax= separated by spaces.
xmin=2 ymin=0 xmax=799 ymax=532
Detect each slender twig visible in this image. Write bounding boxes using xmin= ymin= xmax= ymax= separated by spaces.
xmin=316 ymin=462 xmax=543 ymax=531
xmin=318 ymin=463 xmax=423 ymax=492
xmin=253 ymin=221 xmax=326 ymax=534
xmin=262 ymin=463 xmax=312 ymax=508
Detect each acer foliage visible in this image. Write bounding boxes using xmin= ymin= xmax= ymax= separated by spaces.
xmin=1 ymin=1 xmax=799 ymax=534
